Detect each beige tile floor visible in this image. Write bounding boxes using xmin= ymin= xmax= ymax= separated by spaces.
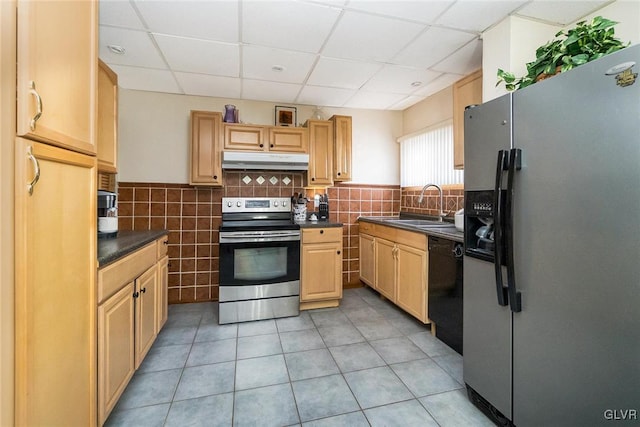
xmin=105 ymin=286 xmax=493 ymax=427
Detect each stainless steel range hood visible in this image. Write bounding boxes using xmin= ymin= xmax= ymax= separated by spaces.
xmin=222 ymin=151 xmax=309 ymax=170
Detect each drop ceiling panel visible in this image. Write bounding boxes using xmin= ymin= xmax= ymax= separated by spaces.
xmin=154 ymin=34 xmax=239 ymax=77
xmin=431 ymin=39 xmax=483 ymax=75
xmin=345 ymin=0 xmax=455 ymax=24
xmin=413 ymin=73 xmax=464 ymax=97
xmin=516 ymin=1 xmax=611 ymax=26
xmin=343 ymin=90 xmax=408 ymax=110
xmin=242 ymin=46 xmax=317 ymax=83
xmin=436 ymin=0 xmax=527 ymax=32
xmin=110 ymin=65 xmax=181 ymax=93
xmin=99 ymin=0 xmax=145 ymax=30
xmin=393 ymin=26 xmax=477 ymax=69
xmin=134 ymin=0 xmax=239 ymax=42
xmin=99 ymin=26 xmax=167 ymax=68
xmin=322 ymin=10 xmax=426 ymax=62
xmin=175 ymin=72 xmax=241 ymax=98
xmin=242 ymin=79 xmax=302 ymax=104
xmin=307 ymin=57 xmax=382 ymax=89
xmin=242 ymin=1 xmax=341 ymax=53
xmin=297 ymin=85 xmax=356 ymax=107
xmin=362 ymin=65 xmax=441 ymax=95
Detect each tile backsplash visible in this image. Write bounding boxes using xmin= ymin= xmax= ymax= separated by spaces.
xmin=118 ymin=173 xmax=460 ymax=304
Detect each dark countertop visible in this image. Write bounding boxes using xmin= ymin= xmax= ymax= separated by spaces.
xmin=98 ymin=230 xmax=169 ymax=268
xmin=358 ymin=215 xmax=464 ymax=243
xmin=297 ymin=220 xmax=343 ymax=229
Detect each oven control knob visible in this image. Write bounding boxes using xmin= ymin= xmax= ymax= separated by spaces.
xmin=282 ymin=201 xmax=287 ymax=207
xmin=227 ymin=201 xmax=232 ymax=207
xmin=236 ymin=201 xmax=241 ymax=207
xmin=274 ymin=201 xmax=279 ymax=207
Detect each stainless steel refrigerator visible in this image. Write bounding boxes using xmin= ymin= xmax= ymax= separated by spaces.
xmin=463 ymin=44 xmax=640 ymax=426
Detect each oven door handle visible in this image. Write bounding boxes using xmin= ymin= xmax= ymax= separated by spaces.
xmin=219 ymin=233 xmax=301 ymax=243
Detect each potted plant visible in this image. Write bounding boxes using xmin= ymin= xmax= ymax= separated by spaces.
xmin=496 ymin=16 xmax=630 ymax=91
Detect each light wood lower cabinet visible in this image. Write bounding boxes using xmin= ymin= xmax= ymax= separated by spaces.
xmin=359 ymin=222 xmax=429 ymax=323
xmin=300 ymin=227 xmax=343 ymax=310
xmin=97 ymin=237 xmax=168 ymax=425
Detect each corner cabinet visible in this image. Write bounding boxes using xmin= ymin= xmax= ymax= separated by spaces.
xmin=359 ymin=222 xmax=428 ymax=323
xmin=190 ymin=111 xmax=223 ymax=186
xmin=300 ymin=227 xmax=343 ymax=310
xmin=330 ymin=115 xmax=352 ymax=181
xmin=224 ymin=123 xmax=308 ymax=153
xmin=97 ymin=236 xmax=169 ymax=425
xmin=305 ymin=120 xmax=334 ymax=187
xmin=97 ymin=59 xmax=118 ymax=173
xmin=453 ymin=69 xmax=482 ymax=169
xmin=16 ymin=0 xmax=97 ymax=155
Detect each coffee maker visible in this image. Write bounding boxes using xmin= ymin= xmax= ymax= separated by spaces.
xmin=98 ymin=190 xmax=118 ymax=238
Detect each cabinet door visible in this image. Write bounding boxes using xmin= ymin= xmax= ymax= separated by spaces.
xmin=453 ymin=70 xmax=482 ymax=169
xmin=223 ymin=124 xmax=266 ymax=151
xmin=331 ymin=115 xmax=352 ymax=181
xmin=135 ymin=265 xmax=158 ymax=368
xmin=395 ymin=243 xmax=428 ymax=322
xmin=16 ymin=0 xmax=97 ymax=154
xmin=157 ymin=256 xmax=169 ymax=331
xmin=359 ymin=233 xmax=375 ymax=287
xmin=307 ymin=120 xmax=333 ymax=186
xmin=14 ymin=138 xmax=97 ymax=426
xmin=191 ymin=111 xmax=223 ymax=186
xmin=375 ymin=238 xmax=396 ymax=301
xmin=300 ymin=241 xmax=342 ymax=302
xmin=97 ymin=59 xmax=118 ymax=173
xmin=269 ymin=127 xmax=308 ymax=152
xmin=98 ymin=282 xmax=135 ymax=425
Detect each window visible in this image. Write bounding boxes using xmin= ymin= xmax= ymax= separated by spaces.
xmin=399 ymin=121 xmax=463 ymax=187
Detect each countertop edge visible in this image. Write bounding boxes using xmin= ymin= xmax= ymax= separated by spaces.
xmin=297 ymin=221 xmax=343 ymax=229
xmin=98 ymin=230 xmax=169 ymax=268
xmin=358 ymin=216 xmax=464 ymax=243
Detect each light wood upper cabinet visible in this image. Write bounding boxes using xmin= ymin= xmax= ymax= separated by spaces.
xmin=191 ymin=111 xmax=223 ymax=186
xmin=453 ymin=69 xmax=482 ymax=169
xmin=300 ymin=228 xmax=343 ymax=310
xmin=16 ymin=0 xmax=97 ymax=155
xmin=15 ymin=138 xmax=97 ymax=426
xmin=268 ymin=127 xmax=308 ymax=152
xmin=305 ymin=120 xmax=333 ymax=187
xmin=223 ymin=124 xmax=266 ymax=151
xmin=97 ymin=60 xmax=118 ymax=173
xmin=331 ymin=115 xmax=352 ymax=181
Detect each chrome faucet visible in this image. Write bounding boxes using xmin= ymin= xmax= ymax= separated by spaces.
xmin=417 ymin=183 xmax=445 ymax=221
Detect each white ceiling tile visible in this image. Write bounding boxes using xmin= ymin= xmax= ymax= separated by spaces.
xmin=175 ymin=72 xmax=241 ymax=98
xmin=109 ymin=65 xmax=182 ymax=94
xmin=242 ymin=1 xmax=341 ymax=53
xmin=322 ymin=10 xmax=426 ymax=62
xmin=154 ymin=34 xmax=239 ymax=77
xmin=242 ymin=79 xmax=302 ymax=104
xmin=388 ymin=95 xmax=426 ymax=110
xmin=343 ymin=90 xmax=408 ymax=110
xmin=412 ymin=73 xmax=464 ymax=97
xmin=242 ymin=46 xmax=317 ymax=84
xmin=345 ymin=0 xmax=455 ymax=24
xmin=297 ymin=85 xmax=357 ymax=108
xmin=134 ymin=0 xmax=239 ymax=42
xmin=516 ymin=1 xmax=611 ymax=26
xmin=431 ymin=39 xmax=483 ymax=75
xmin=436 ymin=0 xmax=527 ymax=32
xmin=362 ymin=65 xmax=441 ymax=94
xmin=99 ymin=26 xmax=167 ymax=68
xmin=393 ymin=27 xmax=477 ymax=69
xmin=307 ymin=57 xmax=382 ymax=89
xmin=99 ymin=0 xmax=145 ymax=30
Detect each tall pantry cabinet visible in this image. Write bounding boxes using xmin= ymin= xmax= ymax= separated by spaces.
xmin=14 ymin=1 xmax=98 ymax=425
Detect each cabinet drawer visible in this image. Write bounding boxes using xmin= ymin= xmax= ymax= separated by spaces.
xmin=156 ymin=235 xmax=168 ymax=259
xmin=359 ymin=221 xmax=374 ymax=234
xmin=302 ymin=227 xmax=342 ymax=244
xmin=98 ymin=242 xmax=156 ymax=304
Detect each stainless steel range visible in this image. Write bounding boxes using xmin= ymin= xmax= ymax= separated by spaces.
xmin=218 ymin=197 xmax=300 ymax=324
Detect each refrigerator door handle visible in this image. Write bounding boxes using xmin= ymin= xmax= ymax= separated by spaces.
xmin=506 ymin=148 xmax=523 ymax=312
xmin=493 ymin=150 xmax=509 ymax=307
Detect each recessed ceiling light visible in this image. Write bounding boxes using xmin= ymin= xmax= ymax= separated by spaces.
xmin=272 ymin=65 xmax=285 ymax=72
xmin=411 ymin=81 xmax=422 ymax=87
xmin=107 ymin=45 xmax=126 ymax=55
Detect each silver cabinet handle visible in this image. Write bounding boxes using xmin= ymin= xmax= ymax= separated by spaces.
xmin=27 ymin=146 xmax=40 ymax=195
xmin=29 ymin=81 xmax=43 ymax=131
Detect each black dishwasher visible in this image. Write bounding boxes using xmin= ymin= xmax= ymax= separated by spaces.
xmin=428 ymin=236 xmax=464 ymax=355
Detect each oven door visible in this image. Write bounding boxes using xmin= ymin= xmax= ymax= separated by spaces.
xmin=219 ymin=232 xmax=300 ymax=287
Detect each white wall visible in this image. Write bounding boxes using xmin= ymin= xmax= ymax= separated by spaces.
xmin=118 ymin=90 xmax=402 ymax=185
